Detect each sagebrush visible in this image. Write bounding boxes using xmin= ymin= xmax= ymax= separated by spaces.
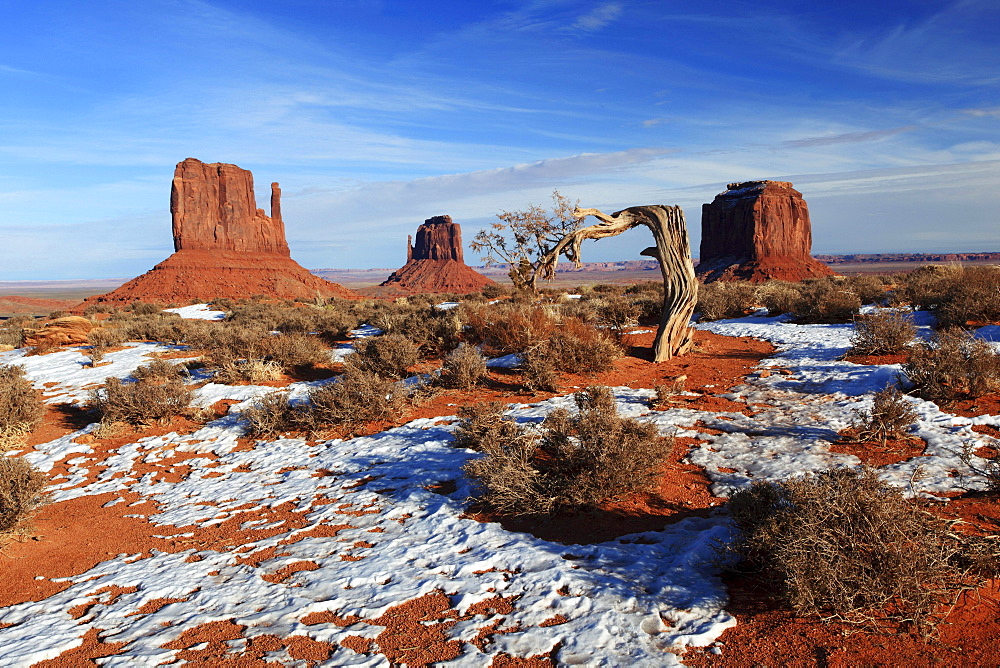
xmin=88 ymin=366 xmax=193 ymax=426
xmin=850 ymin=386 xmax=918 ymax=443
xmin=0 ymin=456 xmax=49 ymax=537
xmin=848 ymin=310 xmax=916 ymax=356
xmin=723 ymin=467 xmax=996 ymax=634
xmin=0 ymin=365 xmax=45 ymax=449
xmin=903 ymin=328 xmax=1000 ymax=403
xmin=462 ymin=386 xmax=672 ymax=516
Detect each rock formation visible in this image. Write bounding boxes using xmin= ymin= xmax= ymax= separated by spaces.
xmin=374 ymin=215 xmax=493 ymax=295
xmin=23 ymin=316 xmax=95 ymax=348
xmin=79 ymin=158 xmax=356 ymax=308
xmin=696 ymin=180 xmax=834 ymax=282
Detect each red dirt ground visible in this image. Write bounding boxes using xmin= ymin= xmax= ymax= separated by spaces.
xmin=6 ymin=327 xmax=1000 ymax=665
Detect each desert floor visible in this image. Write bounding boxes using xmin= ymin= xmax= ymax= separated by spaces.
xmin=1 ymin=303 xmax=999 ymax=666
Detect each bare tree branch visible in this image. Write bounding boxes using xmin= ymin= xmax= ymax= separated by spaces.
xmin=541 ymin=205 xmax=697 ymax=361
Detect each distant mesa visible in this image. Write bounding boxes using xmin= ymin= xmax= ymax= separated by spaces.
xmin=696 ymin=180 xmax=834 ymax=283
xmin=369 ymin=215 xmax=494 ymax=295
xmin=79 ymin=158 xmax=357 ymax=308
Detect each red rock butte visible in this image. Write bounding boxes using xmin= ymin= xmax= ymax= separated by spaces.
xmin=696 ymin=180 xmax=834 ymax=283
xmin=374 ymin=215 xmax=493 ymax=295
xmin=78 ymin=158 xmax=357 ymax=308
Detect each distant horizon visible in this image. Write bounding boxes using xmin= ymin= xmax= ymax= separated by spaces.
xmin=1 ymin=250 xmax=998 ymax=287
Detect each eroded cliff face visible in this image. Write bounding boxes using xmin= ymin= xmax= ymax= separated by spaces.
xmin=409 ymin=215 xmax=464 ymax=262
xmin=697 ymin=180 xmax=834 ymax=282
xmin=170 ymin=158 xmax=289 ymax=255
xmin=78 ymin=158 xmax=357 ymax=308
xmin=376 ymin=215 xmax=493 ymax=295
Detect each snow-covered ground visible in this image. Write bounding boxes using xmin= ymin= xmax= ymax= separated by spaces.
xmin=1 ymin=310 xmax=998 ymax=665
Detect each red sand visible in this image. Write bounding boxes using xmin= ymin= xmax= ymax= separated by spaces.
xmin=5 ymin=328 xmax=1000 ymax=665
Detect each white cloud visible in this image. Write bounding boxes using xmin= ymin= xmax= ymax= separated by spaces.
xmin=782 ymin=126 xmax=918 ymax=148
xmin=570 ymin=2 xmax=623 ymax=33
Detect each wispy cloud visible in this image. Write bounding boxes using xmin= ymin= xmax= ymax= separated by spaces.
xmin=830 ymin=1 xmax=1000 ymax=84
xmin=964 ymin=107 xmax=1000 ymax=119
xmin=782 ymin=126 xmax=918 ymax=148
xmin=641 ymin=118 xmax=669 ymax=128
xmin=570 ymin=2 xmax=623 ymax=33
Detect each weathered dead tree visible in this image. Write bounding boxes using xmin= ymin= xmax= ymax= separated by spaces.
xmin=541 ymin=205 xmax=697 ymax=362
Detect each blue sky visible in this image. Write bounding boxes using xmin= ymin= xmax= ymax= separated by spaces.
xmin=1 ymin=0 xmax=997 ymax=280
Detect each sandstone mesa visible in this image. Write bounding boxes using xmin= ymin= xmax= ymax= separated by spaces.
xmin=696 ymin=180 xmax=835 ymax=283
xmin=374 ymin=215 xmax=493 ymax=295
xmin=78 ymin=158 xmax=357 ymax=309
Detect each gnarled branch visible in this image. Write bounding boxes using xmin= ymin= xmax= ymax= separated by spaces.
xmin=541 ymin=205 xmax=697 ymax=361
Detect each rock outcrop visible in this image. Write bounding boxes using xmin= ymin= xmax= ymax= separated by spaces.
xmin=373 ymin=215 xmax=493 ymax=295
xmin=23 ymin=316 xmax=95 ymax=348
xmin=696 ymin=180 xmax=834 ymax=282
xmin=79 ymin=159 xmax=356 ymax=308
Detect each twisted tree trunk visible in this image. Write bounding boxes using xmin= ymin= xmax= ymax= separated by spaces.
xmin=541 ymin=205 xmax=696 ymax=361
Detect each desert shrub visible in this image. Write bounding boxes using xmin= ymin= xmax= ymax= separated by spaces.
xmin=0 ymin=457 xmax=49 ymax=536
xmin=652 ymin=375 xmax=688 ymax=409
xmin=87 ymin=325 xmax=127 ymax=350
xmin=223 ymin=300 xmax=290 ymax=330
xmin=86 ymin=327 xmax=125 ymax=366
xmin=624 ymin=281 xmax=663 ymax=296
xmin=844 ymin=274 xmax=891 ymax=306
xmin=258 ymin=332 xmax=330 ymax=368
xmin=516 ymin=318 xmax=621 ymax=393
xmin=0 ymin=316 xmax=35 ymax=349
xmin=404 ymin=310 xmax=463 ymax=357
xmin=479 ymin=283 xmax=509 ymax=300
xmin=545 ymin=318 xmax=622 ymax=373
xmin=848 ymin=310 xmax=916 ymax=356
xmin=903 ymin=328 xmax=1000 ymax=403
xmin=297 ymin=368 xmax=404 ymax=435
xmin=932 ymin=266 xmax=1000 ymax=329
xmin=632 ymin=294 xmax=664 ymax=324
xmin=126 ymin=301 xmax=165 ymax=315
xmin=358 ymin=301 xmax=461 ymax=357
xmin=791 ymin=279 xmax=862 ymax=324
xmin=758 ymin=280 xmax=803 ymax=316
xmin=893 ymin=265 xmax=963 ymax=312
xmin=199 ymin=323 xmax=329 ymax=379
xmin=697 ymin=281 xmax=758 ymax=321
xmin=201 ymin=322 xmax=270 ymax=359
xmin=723 ymin=467 xmax=991 ymax=634
xmin=461 ymin=302 xmax=558 ymax=356
xmin=131 ymin=358 xmax=188 ymax=382
xmin=439 ymin=343 xmax=488 ymax=389
xmin=960 ymin=444 xmax=1000 ymax=493
xmin=555 ymin=296 xmax=600 ymax=324
xmin=592 ymin=295 xmax=641 ymax=335
xmin=109 ymin=311 xmax=186 ymax=343
xmin=82 ymin=302 xmax=118 ymax=317
xmin=214 ymin=358 xmax=285 ymax=384
xmin=462 ymin=386 xmax=672 ymax=516
xmin=242 ymin=391 xmax=297 ymax=437
xmin=850 ymin=386 xmax=918 ymax=443
xmin=346 ymin=333 xmax=419 ymax=379
xmin=0 ymin=365 xmax=44 ymax=449
xmin=452 ymin=401 xmax=524 ymax=451
xmin=313 ymin=308 xmax=360 ymax=343
xmin=88 ymin=369 xmax=193 ymax=426
xmin=519 ymin=345 xmax=560 ymax=393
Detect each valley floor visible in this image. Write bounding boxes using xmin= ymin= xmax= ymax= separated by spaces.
xmin=1 ymin=309 xmax=999 ymax=666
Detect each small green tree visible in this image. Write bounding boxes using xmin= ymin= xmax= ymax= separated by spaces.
xmin=471 ymin=190 xmax=581 ymax=293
